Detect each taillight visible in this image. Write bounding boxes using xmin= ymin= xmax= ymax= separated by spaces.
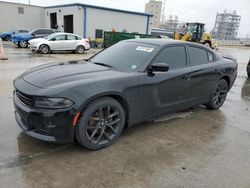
xmin=85 ymin=38 xmax=90 ymax=44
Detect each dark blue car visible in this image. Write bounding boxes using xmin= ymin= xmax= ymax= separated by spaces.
xmin=0 ymin=30 xmax=28 ymax=41
xmin=11 ymin=28 xmax=59 ymax=48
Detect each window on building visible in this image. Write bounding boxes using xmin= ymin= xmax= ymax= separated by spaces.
xmin=18 ymin=7 xmax=24 ymax=14
xmin=95 ymin=29 xmax=103 ymax=39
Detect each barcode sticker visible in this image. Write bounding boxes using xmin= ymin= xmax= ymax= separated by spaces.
xmin=136 ymin=46 xmax=154 ymax=53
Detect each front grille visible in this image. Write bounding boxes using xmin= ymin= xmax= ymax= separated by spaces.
xmin=16 ymin=91 xmax=34 ymax=107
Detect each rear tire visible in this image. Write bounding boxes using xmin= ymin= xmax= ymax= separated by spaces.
xmin=76 ymin=97 xmax=125 ymax=150
xmin=39 ymin=44 xmax=50 ymax=54
xmin=76 ymin=45 xmax=85 ymax=54
xmin=5 ymin=36 xmax=11 ymax=41
xmin=247 ymin=62 xmax=250 ymax=78
xmin=206 ymin=79 xmax=229 ymax=110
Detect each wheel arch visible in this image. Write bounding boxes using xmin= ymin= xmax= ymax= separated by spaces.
xmin=219 ymin=75 xmax=231 ymax=88
xmin=78 ymin=92 xmax=130 ymax=126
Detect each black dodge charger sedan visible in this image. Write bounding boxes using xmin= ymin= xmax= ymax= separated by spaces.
xmin=13 ymin=39 xmax=237 ymax=150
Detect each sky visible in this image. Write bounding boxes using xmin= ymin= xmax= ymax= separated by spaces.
xmin=3 ymin=0 xmax=250 ymax=37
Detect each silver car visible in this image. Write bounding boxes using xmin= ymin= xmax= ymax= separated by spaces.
xmin=29 ymin=33 xmax=90 ymax=54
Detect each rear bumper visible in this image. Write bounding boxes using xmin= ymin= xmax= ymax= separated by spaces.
xmin=13 ymin=91 xmax=75 ymax=143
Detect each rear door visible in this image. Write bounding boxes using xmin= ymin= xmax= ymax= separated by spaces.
xmin=143 ymin=45 xmax=192 ymax=116
xmin=187 ymin=45 xmax=220 ymax=104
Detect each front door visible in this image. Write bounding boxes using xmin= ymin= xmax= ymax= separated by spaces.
xmin=64 ymin=15 xmax=73 ymax=33
xmin=49 ymin=34 xmax=67 ymax=50
xmin=50 ymin=13 xmax=57 ymax=29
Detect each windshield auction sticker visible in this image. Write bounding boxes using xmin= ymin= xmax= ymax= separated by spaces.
xmin=136 ymin=46 xmax=154 ymax=53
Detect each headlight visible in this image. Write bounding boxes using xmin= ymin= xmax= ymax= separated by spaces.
xmin=34 ymin=97 xmax=74 ymax=109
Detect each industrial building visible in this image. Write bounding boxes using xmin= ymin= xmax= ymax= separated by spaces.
xmin=0 ymin=1 xmax=45 ymax=31
xmin=145 ymin=0 xmax=162 ymax=28
xmin=211 ymin=10 xmax=241 ymax=40
xmin=0 ymin=1 xmax=153 ymax=39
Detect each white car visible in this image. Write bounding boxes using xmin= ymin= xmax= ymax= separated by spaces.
xmin=29 ymin=33 xmax=90 ymax=54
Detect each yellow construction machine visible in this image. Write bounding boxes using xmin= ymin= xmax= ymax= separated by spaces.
xmin=174 ymin=22 xmax=216 ymax=49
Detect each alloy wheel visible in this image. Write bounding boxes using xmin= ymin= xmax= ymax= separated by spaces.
xmin=20 ymin=41 xmax=28 ymax=48
xmin=40 ymin=45 xmax=49 ymax=54
xmin=213 ymin=80 xmax=228 ymax=107
xmin=86 ymin=105 xmax=121 ymax=146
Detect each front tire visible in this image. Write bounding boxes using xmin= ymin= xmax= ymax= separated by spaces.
xmin=39 ymin=44 xmax=50 ymax=54
xmin=206 ymin=79 xmax=229 ymax=110
xmin=5 ymin=36 xmax=11 ymax=41
xmin=19 ymin=40 xmax=28 ymax=48
xmin=247 ymin=62 xmax=250 ymax=78
xmin=76 ymin=45 xmax=85 ymax=54
xmin=76 ymin=97 xmax=125 ymax=150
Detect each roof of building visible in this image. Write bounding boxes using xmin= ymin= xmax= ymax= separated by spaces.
xmin=44 ymin=3 xmax=153 ymax=17
xmin=0 ymin=0 xmax=42 ymax=8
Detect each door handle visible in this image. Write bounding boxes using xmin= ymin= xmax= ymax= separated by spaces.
xmin=183 ymin=75 xmax=191 ymax=80
xmin=214 ymin=69 xmax=221 ymax=73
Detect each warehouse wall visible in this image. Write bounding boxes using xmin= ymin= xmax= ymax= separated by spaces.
xmin=0 ymin=1 xmax=44 ymax=32
xmin=44 ymin=6 xmax=84 ymax=37
xmin=86 ymin=7 xmax=150 ymax=39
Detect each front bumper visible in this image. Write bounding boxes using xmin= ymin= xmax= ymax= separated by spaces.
xmin=30 ymin=45 xmax=38 ymax=50
xmin=13 ymin=91 xmax=75 ymax=143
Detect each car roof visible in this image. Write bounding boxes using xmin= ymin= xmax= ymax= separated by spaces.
xmin=126 ymin=38 xmax=211 ymax=49
xmin=51 ymin=32 xmax=81 ymax=37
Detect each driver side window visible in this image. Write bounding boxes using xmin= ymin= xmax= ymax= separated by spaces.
xmin=51 ymin=35 xmax=66 ymax=41
xmin=153 ymin=46 xmax=187 ymax=70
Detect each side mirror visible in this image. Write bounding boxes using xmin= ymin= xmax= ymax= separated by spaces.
xmin=149 ymin=63 xmax=169 ymax=72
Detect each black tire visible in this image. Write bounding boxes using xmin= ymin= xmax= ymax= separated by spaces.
xmin=19 ymin=40 xmax=28 ymax=48
xmin=17 ymin=42 xmax=21 ymax=48
xmin=247 ymin=62 xmax=250 ymax=78
xmin=76 ymin=97 xmax=125 ymax=150
xmin=5 ymin=36 xmax=11 ymax=41
xmin=206 ymin=79 xmax=229 ymax=110
xmin=39 ymin=44 xmax=50 ymax=54
xmin=76 ymin=45 xmax=85 ymax=54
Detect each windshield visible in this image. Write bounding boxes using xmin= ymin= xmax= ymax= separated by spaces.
xmin=90 ymin=41 xmax=158 ymax=71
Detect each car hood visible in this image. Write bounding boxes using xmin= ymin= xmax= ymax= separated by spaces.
xmin=1 ymin=32 xmax=12 ymax=35
xmin=20 ymin=61 xmax=122 ymax=89
xmin=29 ymin=38 xmax=47 ymax=43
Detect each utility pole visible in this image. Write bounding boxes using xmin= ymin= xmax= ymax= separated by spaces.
xmin=28 ymin=0 xmax=30 ymax=5
xmin=161 ymin=0 xmax=166 ymax=25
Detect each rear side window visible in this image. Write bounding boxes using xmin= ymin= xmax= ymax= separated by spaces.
xmin=189 ymin=47 xmax=208 ymax=66
xmin=45 ymin=30 xmax=54 ymax=34
xmin=207 ymin=51 xmax=214 ymax=62
xmin=67 ymin=35 xmax=77 ymax=40
xmin=33 ymin=29 xmax=44 ymax=35
xmin=154 ymin=46 xmax=187 ymax=69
